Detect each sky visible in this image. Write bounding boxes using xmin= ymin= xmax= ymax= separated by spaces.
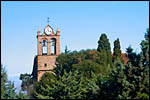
xmin=1 ymin=1 xmax=149 ymax=78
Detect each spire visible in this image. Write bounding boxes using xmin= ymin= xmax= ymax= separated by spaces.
xmin=38 ymin=27 xmax=40 ymax=32
xmin=37 ymin=27 xmax=40 ymax=35
xmin=56 ymin=28 xmax=60 ymax=35
xmin=56 ymin=28 xmax=60 ymax=32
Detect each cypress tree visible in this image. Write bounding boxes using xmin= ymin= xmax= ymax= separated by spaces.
xmin=112 ymin=38 xmax=123 ymax=63
xmin=97 ymin=33 xmax=112 ymax=67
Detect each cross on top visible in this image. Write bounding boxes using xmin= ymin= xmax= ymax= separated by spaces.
xmin=47 ymin=17 xmax=50 ymax=25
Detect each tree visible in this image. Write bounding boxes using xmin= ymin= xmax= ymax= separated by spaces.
xmin=126 ymin=46 xmax=141 ymax=67
xmin=100 ymin=58 xmax=130 ymax=99
xmin=72 ymin=59 xmax=111 ymax=85
xmin=140 ymin=28 xmax=149 ymax=66
xmin=1 ymin=65 xmax=18 ymax=99
xmin=1 ymin=65 xmax=8 ymax=99
xmin=55 ymin=52 xmax=79 ymax=75
xmin=3 ymin=81 xmax=18 ymax=99
xmin=112 ymin=38 xmax=123 ymax=63
xmin=139 ymin=28 xmax=149 ymax=99
xmin=64 ymin=45 xmax=71 ymax=54
xmin=85 ymin=72 xmax=100 ymax=99
xmin=97 ymin=33 xmax=112 ymax=67
xmin=124 ymin=54 xmax=149 ymax=99
xmin=20 ymin=73 xmax=35 ymax=98
xmin=1 ymin=64 xmax=28 ymax=99
xmin=33 ymin=70 xmax=86 ymax=99
xmin=124 ymin=29 xmax=149 ymax=99
xmin=16 ymin=90 xmax=29 ymax=99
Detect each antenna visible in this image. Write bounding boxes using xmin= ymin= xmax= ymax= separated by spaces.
xmin=47 ymin=17 xmax=50 ymax=25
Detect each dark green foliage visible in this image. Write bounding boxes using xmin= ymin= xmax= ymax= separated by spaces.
xmin=54 ymin=49 xmax=111 ymax=86
xmin=112 ymin=38 xmax=123 ymax=63
xmin=32 ymin=72 xmax=56 ymax=99
xmin=20 ymin=73 xmax=35 ymax=98
xmin=55 ymin=51 xmax=79 ymax=75
xmin=54 ymin=49 xmax=101 ymax=76
xmin=1 ymin=65 xmax=17 ymax=99
xmin=110 ymin=58 xmax=129 ymax=99
xmin=1 ymin=65 xmax=28 ymax=99
xmin=1 ymin=65 xmax=8 ymax=99
xmin=3 ymin=81 xmax=18 ymax=99
xmin=123 ymin=29 xmax=149 ymax=99
xmin=140 ymin=28 xmax=149 ymax=97
xmin=85 ymin=72 xmax=100 ymax=99
xmin=33 ymin=72 xmax=56 ymax=98
xmin=97 ymin=33 xmax=112 ymax=67
xmin=126 ymin=46 xmax=141 ymax=67
xmin=73 ymin=59 xmax=111 ymax=81
xmin=1 ymin=65 xmax=8 ymax=84
xmin=34 ymin=70 xmax=86 ymax=99
xmin=73 ymin=60 xmax=101 ymax=76
xmin=16 ymin=91 xmax=29 ymax=99
xmin=124 ymin=55 xmax=149 ymax=99
xmin=138 ymin=93 xmax=149 ymax=99
xmin=140 ymin=28 xmax=149 ymax=65
xmin=64 ymin=45 xmax=71 ymax=54
xmin=99 ymin=58 xmax=130 ymax=99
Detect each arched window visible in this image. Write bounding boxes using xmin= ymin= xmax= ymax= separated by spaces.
xmin=50 ymin=38 xmax=56 ymax=55
xmin=42 ymin=40 xmax=47 ymax=55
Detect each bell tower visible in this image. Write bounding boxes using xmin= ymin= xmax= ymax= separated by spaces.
xmin=34 ymin=22 xmax=60 ymax=81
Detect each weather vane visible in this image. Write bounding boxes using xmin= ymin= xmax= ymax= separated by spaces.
xmin=47 ymin=17 xmax=50 ymax=25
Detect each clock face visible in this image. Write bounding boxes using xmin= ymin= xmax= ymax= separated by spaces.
xmin=45 ymin=27 xmax=52 ymax=35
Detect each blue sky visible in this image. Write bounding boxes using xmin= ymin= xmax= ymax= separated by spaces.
xmin=1 ymin=1 xmax=149 ymax=77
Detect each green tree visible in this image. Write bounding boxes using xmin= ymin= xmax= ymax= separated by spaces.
xmin=55 ymin=49 xmax=110 ymax=86
xmin=1 ymin=64 xmax=28 ymax=99
xmin=32 ymin=72 xmax=56 ymax=99
xmin=85 ymin=72 xmax=100 ymax=99
xmin=126 ymin=46 xmax=141 ymax=67
xmin=16 ymin=91 xmax=29 ymax=99
xmin=124 ymin=54 xmax=149 ymax=99
xmin=20 ymin=73 xmax=35 ymax=98
xmin=3 ymin=81 xmax=18 ymax=99
xmin=1 ymin=65 xmax=17 ymax=99
xmin=34 ymin=70 xmax=86 ymax=99
xmin=140 ymin=28 xmax=149 ymax=66
xmin=55 ymin=52 xmax=78 ymax=75
xmin=124 ymin=29 xmax=149 ymax=99
xmin=100 ymin=58 xmax=130 ymax=99
xmin=139 ymin=28 xmax=149 ymax=99
xmin=64 ymin=45 xmax=70 ymax=54
xmin=1 ymin=65 xmax=8 ymax=99
xmin=112 ymin=38 xmax=123 ymax=63
xmin=97 ymin=33 xmax=112 ymax=68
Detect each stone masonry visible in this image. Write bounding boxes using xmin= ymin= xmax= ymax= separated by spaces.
xmin=32 ymin=24 xmax=60 ymax=81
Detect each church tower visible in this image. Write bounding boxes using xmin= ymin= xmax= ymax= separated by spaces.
xmin=32 ymin=22 xmax=60 ymax=81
